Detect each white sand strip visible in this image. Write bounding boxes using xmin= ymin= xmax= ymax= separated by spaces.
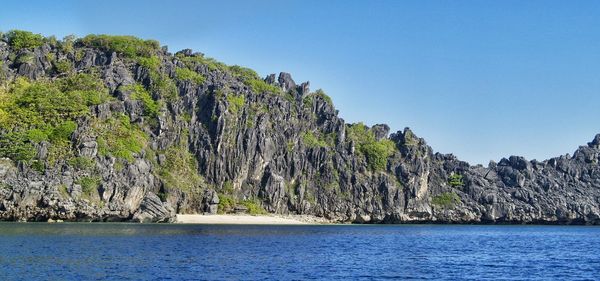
xmin=176 ymin=214 xmax=309 ymax=225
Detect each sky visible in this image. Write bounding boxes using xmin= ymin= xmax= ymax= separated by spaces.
xmin=1 ymin=0 xmax=600 ymax=165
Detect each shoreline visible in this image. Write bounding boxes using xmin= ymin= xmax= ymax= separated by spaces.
xmin=175 ymin=214 xmax=330 ymax=225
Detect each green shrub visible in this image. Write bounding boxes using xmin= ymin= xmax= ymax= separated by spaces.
xmin=0 ymin=74 xmax=108 ymax=163
xmin=26 ymin=129 xmax=49 ymax=143
xmin=347 ymin=123 xmax=397 ymax=171
xmin=222 ymin=181 xmax=234 ymax=194
xmin=302 ymin=131 xmax=327 ymax=148
xmin=217 ymin=194 xmax=235 ymax=214
xmin=94 ymin=115 xmax=147 ymax=162
xmin=431 ymin=192 xmax=461 ymax=208
xmin=156 ymin=145 xmax=203 ymax=192
xmin=175 ymin=67 xmax=205 ymax=84
xmin=60 ymin=35 xmax=76 ymax=53
xmin=241 ymin=200 xmax=267 ymax=215
xmin=49 ymin=121 xmax=77 ymax=142
xmin=313 ymin=89 xmax=332 ymax=104
xmin=0 ymin=132 xmax=36 ymax=162
xmin=69 ymin=156 xmax=95 ymax=170
xmin=57 ymin=72 xmax=106 ymax=92
xmin=30 ymin=160 xmax=45 ymax=173
xmin=77 ymin=176 xmax=100 ymax=196
xmin=15 ymin=54 xmax=34 ymax=65
xmin=360 ymin=139 xmax=396 ymax=171
xmin=176 ymin=53 xmax=228 ymax=72
xmin=228 ymin=65 xmax=280 ymax=94
xmin=6 ymin=30 xmax=44 ymax=49
xmin=226 ymin=94 xmax=245 ymax=114
xmin=79 ymin=34 xmax=160 ymax=58
xmin=229 ymin=65 xmax=259 ymax=80
xmin=123 ymin=84 xmax=159 ymax=118
xmin=54 ymin=60 xmax=72 ymax=73
xmin=137 ymin=55 xmax=161 ymax=70
xmin=247 ymin=79 xmax=281 ymax=94
xmin=143 ymin=69 xmax=178 ymax=101
xmin=448 ymin=173 xmax=464 ymax=187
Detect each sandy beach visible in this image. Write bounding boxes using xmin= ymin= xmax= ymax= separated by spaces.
xmin=176 ymin=214 xmax=321 ymax=225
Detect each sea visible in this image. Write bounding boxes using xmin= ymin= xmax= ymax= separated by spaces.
xmin=0 ymin=223 xmax=598 ymax=280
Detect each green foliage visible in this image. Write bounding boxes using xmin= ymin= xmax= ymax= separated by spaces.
xmin=48 ymin=121 xmax=77 ymax=142
xmin=123 ymin=84 xmax=159 ymax=118
xmin=54 ymin=60 xmax=72 ymax=73
xmin=45 ymin=36 xmax=58 ymax=47
xmin=313 ymin=89 xmax=332 ymax=104
xmin=360 ymin=139 xmax=396 ymax=171
xmin=347 ymin=123 xmax=397 ymax=171
xmin=94 ymin=115 xmax=147 ymax=162
xmin=229 ymin=65 xmax=259 ymax=80
xmin=26 ymin=129 xmax=49 ymax=143
xmin=45 ymin=53 xmax=56 ymax=63
xmin=77 ymin=176 xmax=100 ymax=196
xmin=217 ymin=194 xmax=235 ymax=214
xmin=79 ymin=34 xmax=160 ymax=58
xmin=176 ymin=53 xmax=228 ymax=72
xmin=15 ymin=54 xmax=34 ymax=65
xmin=30 ymin=160 xmax=45 ymax=173
xmin=226 ymin=94 xmax=245 ymax=114
xmin=60 ymin=35 xmax=76 ymax=53
xmin=156 ymin=74 xmax=178 ymax=101
xmin=175 ymin=67 xmax=205 ymax=84
xmin=247 ymin=79 xmax=281 ymax=95
xmin=156 ymin=145 xmax=203 ymax=192
xmin=0 ymin=74 xmax=109 ymax=163
xmin=57 ymin=73 xmax=110 ymax=105
xmin=68 ymin=156 xmax=95 ymax=170
xmin=3 ymin=77 xmax=105 ymax=128
xmin=302 ymin=131 xmax=327 ymax=148
xmin=431 ymin=192 xmax=461 ymax=208
xmin=403 ymin=129 xmax=419 ymax=146
xmin=0 ymin=132 xmax=36 ymax=162
xmin=137 ymin=55 xmax=161 ymax=70
xmin=229 ymin=65 xmax=280 ymax=94
xmin=216 ymin=193 xmax=266 ymax=215
xmin=240 ymin=200 xmax=267 ymax=215
xmin=6 ymin=30 xmax=44 ymax=50
xmin=222 ymin=181 xmax=234 ymax=194
xmin=448 ymin=173 xmax=465 ymax=187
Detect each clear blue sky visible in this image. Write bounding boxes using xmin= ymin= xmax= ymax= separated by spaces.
xmin=2 ymin=0 xmax=600 ymax=165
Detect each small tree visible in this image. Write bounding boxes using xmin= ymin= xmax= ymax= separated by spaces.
xmin=448 ymin=172 xmax=464 ymax=188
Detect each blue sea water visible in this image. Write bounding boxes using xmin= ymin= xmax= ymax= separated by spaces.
xmin=0 ymin=223 xmax=599 ymax=280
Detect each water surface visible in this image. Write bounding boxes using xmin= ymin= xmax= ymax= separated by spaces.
xmin=0 ymin=223 xmax=599 ymax=280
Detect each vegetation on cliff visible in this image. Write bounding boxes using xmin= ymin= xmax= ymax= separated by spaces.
xmin=1 ymin=29 xmax=599 ymax=224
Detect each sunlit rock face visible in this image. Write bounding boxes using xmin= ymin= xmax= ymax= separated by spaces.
xmin=0 ymin=32 xmax=599 ymax=224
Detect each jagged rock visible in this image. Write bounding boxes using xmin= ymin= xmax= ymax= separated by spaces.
xmin=176 ymin=49 xmax=193 ymax=56
xmin=265 ymin=73 xmax=276 ymax=84
xmin=297 ymin=81 xmax=310 ymax=97
xmin=371 ymin=124 xmax=390 ymax=141
xmin=201 ymin=190 xmax=220 ymax=214
xmin=278 ymin=72 xmax=296 ymax=92
xmin=133 ymin=192 xmax=175 ymax=223
xmin=0 ymin=33 xmax=599 ymax=224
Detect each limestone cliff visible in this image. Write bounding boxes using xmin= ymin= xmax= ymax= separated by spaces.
xmin=0 ymin=31 xmax=599 ymax=224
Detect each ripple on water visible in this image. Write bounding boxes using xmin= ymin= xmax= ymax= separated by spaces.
xmin=0 ymin=223 xmax=599 ymax=280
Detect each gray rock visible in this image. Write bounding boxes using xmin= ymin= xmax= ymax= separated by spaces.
xmin=1 ymin=37 xmax=599 ymax=225
xmin=278 ymin=72 xmax=296 ymax=92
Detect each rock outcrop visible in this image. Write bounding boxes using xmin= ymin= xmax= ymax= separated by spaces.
xmin=0 ymin=32 xmax=599 ymax=224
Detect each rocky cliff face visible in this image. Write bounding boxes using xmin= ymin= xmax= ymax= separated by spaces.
xmin=0 ymin=31 xmax=599 ymax=224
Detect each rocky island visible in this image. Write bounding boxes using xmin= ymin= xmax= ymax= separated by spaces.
xmin=0 ymin=30 xmax=599 ymax=224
